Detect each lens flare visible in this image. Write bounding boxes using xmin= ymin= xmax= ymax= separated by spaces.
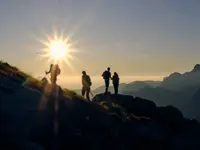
xmin=49 ymin=40 xmax=67 ymax=59
xmin=38 ymin=30 xmax=78 ymax=70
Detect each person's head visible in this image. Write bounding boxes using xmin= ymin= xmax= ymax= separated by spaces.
xmin=114 ymin=72 xmax=117 ymax=75
xmin=107 ymin=67 xmax=110 ymax=71
xmin=82 ymin=71 xmax=86 ymax=75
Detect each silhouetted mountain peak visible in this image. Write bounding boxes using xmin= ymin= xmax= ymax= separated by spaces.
xmin=167 ymin=72 xmax=181 ymax=78
xmin=170 ymin=72 xmax=181 ymax=76
xmin=160 ymin=64 xmax=200 ymax=92
xmin=192 ymin=64 xmax=200 ymax=72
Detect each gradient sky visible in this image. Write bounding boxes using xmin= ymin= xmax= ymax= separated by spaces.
xmin=0 ymin=0 xmax=200 ymax=89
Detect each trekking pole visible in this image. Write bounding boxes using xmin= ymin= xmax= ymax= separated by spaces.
xmin=90 ymin=90 xmax=94 ymax=100
xmin=90 ymin=91 xmax=94 ymax=97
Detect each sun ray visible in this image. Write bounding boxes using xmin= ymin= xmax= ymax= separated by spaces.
xmin=39 ymin=40 xmax=51 ymax=47
xmin=64 ymin=36 xmax=71 ymax=43
xmin=64 ymin=59 xmax=75 ymax=72
xmin=67 ymin=54 xmax=74 ymax=60
xmin=69 ymin=48 xmax=79 ymax=53
xmin=38 ymin=29 xmax=79 ymax=72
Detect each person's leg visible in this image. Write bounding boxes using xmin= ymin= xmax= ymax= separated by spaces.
xmin=107 ymin=80 xmax=110 ymax=92
xmin=116 ymin=84 xmax=119 ymax=95
xmin=114 ymin=84 xmax=117 ymax=95
xmin=50 ymin=76 xmax=53 ymax=84
xmin=104 ymin=80 xmax=107 ymax=93
xmin=82 ymin=87 xmax=85 ymax=97
xmin=86 ymin=88 xmax=90 ymax=101
xmin=106 ymin=87 xmax=108 ymax=93
xmin=54 ymin=76 xmax=57 ymax=85
xmin=105 ymin=79 xmax=109 ymax=93
xmin=51 ymin=75 xmax=57 ymax=85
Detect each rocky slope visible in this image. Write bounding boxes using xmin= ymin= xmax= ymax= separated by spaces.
xmin=1 ymin=62 xmax=200 ymax=150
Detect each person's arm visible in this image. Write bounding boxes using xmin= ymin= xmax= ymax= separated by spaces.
xmin=46 ymin=70 xmax=50 ymax=74
xmin=109 ymin=72 xmax=112 ymax=79
xmin=102 ymin=72 xmax=104 ymax=77
xmin=46 ymin=70 xmax=51 ymax=74
xmin=81 ymin=76 xmax=83 ymax=85
xmin=46 ymin=65 xmax=52 ymax=74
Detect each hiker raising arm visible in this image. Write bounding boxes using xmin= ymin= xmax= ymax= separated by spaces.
xmin=46 ymin=64 xmax=53 ymax=74
xmin=45 ymin=64 xmax=61 ymax=84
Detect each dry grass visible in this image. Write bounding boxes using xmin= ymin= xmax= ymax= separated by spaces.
xmin=0 ymin=61 xmax=86 ymax=101
xmin=0 ymin=61 xmax=31 ymax=80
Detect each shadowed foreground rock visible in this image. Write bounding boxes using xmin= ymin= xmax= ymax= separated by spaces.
xmin=1 ymin=84 xmax=200 ymax=150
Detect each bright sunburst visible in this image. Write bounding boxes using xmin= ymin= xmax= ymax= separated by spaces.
xmin=38 ymin=30 xmax=78 ymax=70
xmin=49 ymin=40 xmax=68 ymax=59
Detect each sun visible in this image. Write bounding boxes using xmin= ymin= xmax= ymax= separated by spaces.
xmin=38 ymin=30 xmax=78 ymax=70
xmin=49 ymin=40 xmax=68 ymax=59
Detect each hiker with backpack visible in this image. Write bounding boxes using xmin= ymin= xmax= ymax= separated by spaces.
xmin=102 ymin=67 xmax=111 ymax=93
xmin=82 ymin=71 xmax=92 ymax=101
xmin=45 ymin=64 xmax=61 ymax=84
xmin=111 ymin=72 xmax=120 ymax=95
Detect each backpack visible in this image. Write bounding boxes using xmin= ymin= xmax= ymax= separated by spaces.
xmin=87 ymin=75 xmax=92 ymax=86
xmin=82 ymin=75 xmax=92 ymax=87
xmin=103 ymin=71 xmax=110 ymax=79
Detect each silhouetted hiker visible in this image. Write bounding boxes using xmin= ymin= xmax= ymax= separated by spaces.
xmin=82 ymin=71 xmax=92 ymax=101
xmin=112 ymin=72 xmax=119 ymax=95
xmin=102 ymin=67 xmax=111 ymax=93
xmin=46 ymin=64 xmax=61 ymax=84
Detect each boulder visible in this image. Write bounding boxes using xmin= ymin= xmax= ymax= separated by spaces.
xmin=93 ymin=93 xmax=157 ymax=119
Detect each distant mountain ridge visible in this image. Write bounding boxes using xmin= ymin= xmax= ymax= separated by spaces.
xmin=121 ymin=64 xmax=200 ymax=121
xmin=160 ymin=64 xmax=200 ymax=91
xmin=93 ymin=64 xmax=200 ymax=121
xmin=93 ymin=80 xmax=161 ymax=94
xmin=192 ymin=64 xmax=200 ymax=72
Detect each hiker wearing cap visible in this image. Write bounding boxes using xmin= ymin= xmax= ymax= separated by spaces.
xmin=102 ymin=67 xmax=111 ymax=93
xmin=46 ymin=64 xmax=61 ymax=84
xmin=82 ymin=71 xmax=92 ymax=101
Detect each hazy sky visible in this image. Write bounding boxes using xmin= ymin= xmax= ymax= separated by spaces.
xmin=0 ymin=0 xmax=200 ymax=88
